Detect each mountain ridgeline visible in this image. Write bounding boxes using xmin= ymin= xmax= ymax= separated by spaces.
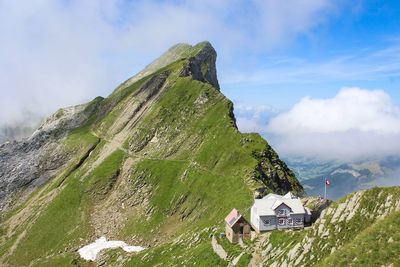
xmin=0 ymin=42 xmax=303 ymax=266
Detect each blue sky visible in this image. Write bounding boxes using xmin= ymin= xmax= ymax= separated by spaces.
xmin=220 ymin=0 xmax=400 ymax=109
xmin=0 ymin=0 xmax=399 ymax=159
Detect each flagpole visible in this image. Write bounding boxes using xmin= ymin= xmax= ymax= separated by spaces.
xmin=324 ymin=178 xmax=326 ymax=199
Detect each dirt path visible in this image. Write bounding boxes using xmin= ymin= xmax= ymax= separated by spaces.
xmin=249 ymin=233 xmax=270 ymax=267
xmin=211 ymin=235 xmax=228 ymax=261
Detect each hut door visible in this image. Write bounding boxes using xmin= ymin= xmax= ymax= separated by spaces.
xmin=239 ymin=226 xmax=244 ymax=234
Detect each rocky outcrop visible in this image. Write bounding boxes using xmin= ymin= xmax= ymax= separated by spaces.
xmin=116 ymin=41 xmax=219 ymax=93
xmin=302 ymin=196 xmax=332 ymax=223
xmin=179 ymin=41 xmax=220 ymax=90
xmin=0 ymin=135 xmax=62 ymax=211
xmin=252 ymin=143 xmax=304 ymax=196
xmin=0 ymin=99 xmax=102 ymax=212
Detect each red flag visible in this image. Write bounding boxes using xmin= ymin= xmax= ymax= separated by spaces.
xmin=325 ymin=179 xmax=331 ymax=186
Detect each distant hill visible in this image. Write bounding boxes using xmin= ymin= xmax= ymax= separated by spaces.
xmin=285 ymin=156 xmax=400 ymax=200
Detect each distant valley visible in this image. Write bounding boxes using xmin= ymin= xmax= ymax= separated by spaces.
xmin=285 ymin=156 xmax=400 ymax=200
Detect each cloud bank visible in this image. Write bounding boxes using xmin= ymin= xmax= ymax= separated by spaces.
xmin=235 ymin=104 xmax=279 ymax=133
xmin=267 ymin=88 xmax=400 ymax=135
xmin=238 ymin=88 xmax=400 ymax=160
xmin=0 ymin=0 xmax=337 ymax=126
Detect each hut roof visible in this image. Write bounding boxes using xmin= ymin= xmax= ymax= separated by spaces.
xmin=253 ymin=192 xmax=306 ymax=216
xmin=225 ymin=208 xmax=243 ymax=227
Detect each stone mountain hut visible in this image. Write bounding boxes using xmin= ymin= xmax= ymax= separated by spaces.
xmin=224 ymin=208 xmax=251 ymax=243
xmin=250 ymin=192 xmax=312 ymax=232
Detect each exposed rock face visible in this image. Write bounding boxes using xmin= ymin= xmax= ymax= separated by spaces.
xmin=253 ymin=144 xmax=303 ymax=196
xmin=116 ymin=41 xmax=219 ymax=93
xmin=301 ymin=196 xmax=332 ymax=223
xmin=0 ymin=100 xmax=102 ymax=211
xmin=180 ymin=41 xmax=220 ymax=90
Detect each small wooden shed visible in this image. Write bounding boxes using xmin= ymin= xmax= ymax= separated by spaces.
xmin=225 ymin=208 xmax=251 ymax=243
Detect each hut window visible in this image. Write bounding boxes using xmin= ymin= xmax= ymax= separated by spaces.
xmin=278 ymin=218 xmax=285 ymax=225
xmin=295 ymin=217 xmax=303 ymax=224
xmin=287 ymin=218 xmax=293 ymax=224
xmin=262 ymin=219 xmax=270 ymax=225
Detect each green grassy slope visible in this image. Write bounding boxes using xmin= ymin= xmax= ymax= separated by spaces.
xmin=0 ymin=42 xmax=302 ymax=266
xmin=249 ymin=186 xmax=400 ymax=266
xmin=321 ymin=209 xmax=400 ymax=266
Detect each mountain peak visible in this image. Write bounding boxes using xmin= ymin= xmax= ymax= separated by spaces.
xmin=182 ymin=41 xmax=219 ymax=90
xmin=117 ymin=41 xmax=219 ymax=93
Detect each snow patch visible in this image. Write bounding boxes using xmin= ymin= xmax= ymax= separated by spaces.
xmin=78 ymin=236 xmax=145 ymax=261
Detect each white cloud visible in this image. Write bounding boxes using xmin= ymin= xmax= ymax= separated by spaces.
xmin=263 ymin=88 xmax=400 ymax=160
xmin=0 ymin=1 xmax=117 ymax=124
xmin=267 ymin=88 xmax=400 ymax=135
xmin=253 ymin=0 xmax=335 ymax=48
xmin=0 ymin=0 xmax=338 ymax=126
xmin=235 ymin=104 xmax=279 ymax=133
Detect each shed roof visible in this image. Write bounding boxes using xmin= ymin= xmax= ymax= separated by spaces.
xmin=225 ymin=208 xmax=243 ymax=227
